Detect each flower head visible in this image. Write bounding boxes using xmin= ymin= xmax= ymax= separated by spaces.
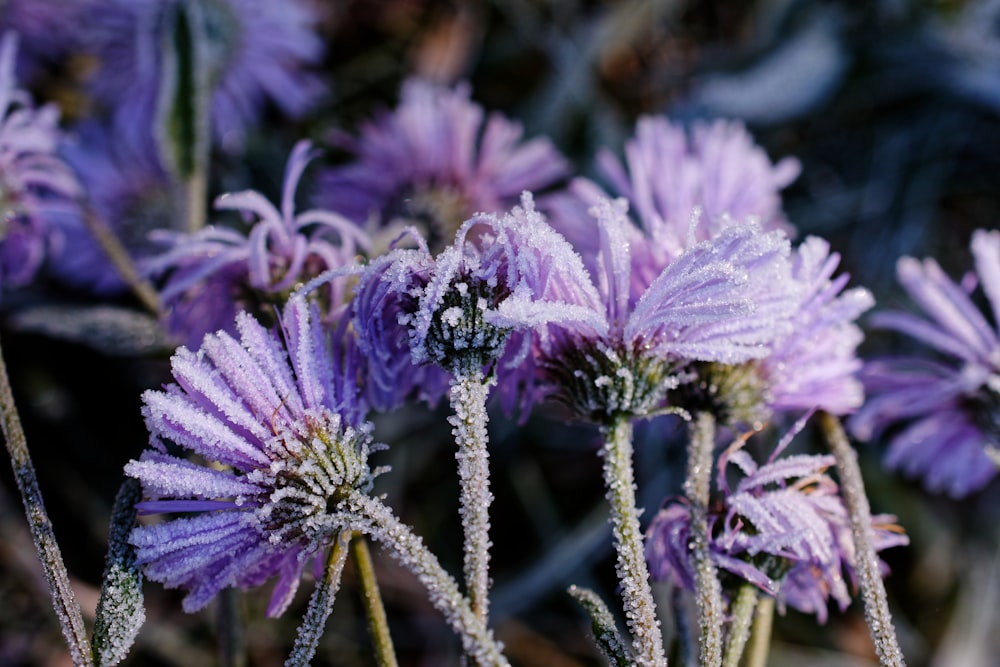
xmin=316 ymin=78 xmax=569 ymax=251
xmin=645 ymin=433 xmax=907 ymax=622
xmin=851 ymin=229 xmax=1000 ymax=497
xmin=126 ymin=296 xmax=378 ymax=615
xmin=147 ymin=140 xmax=368 ymax=348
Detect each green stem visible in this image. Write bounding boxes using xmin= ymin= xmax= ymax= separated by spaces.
xmin=350 ymin=533 xmax=398 ymax=667
xmin=216 ymin=588 xmax=246 ymax=667
xmin=685 ymin=411 xmax=724 ymax=667
xmin=0 ymin=336 xmax=93 ymax=666
xmin=286 ymin=532 xmax=351 ymax=667
xmin=601 ymin=415 xmax=666 ymax=666
xmin=567 ymin=585 xmax=633 ymax=667
xmin=744 ymin=595 xmax=773 ymax=667
xmin=722 ymin=583 xmax=758 ymax=667
xmin=448 ymin=368 xmax=495 ymax=625
xmin=819 ymin=412 xmax=906 ymax=667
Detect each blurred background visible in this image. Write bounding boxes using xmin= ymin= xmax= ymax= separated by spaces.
xmin=3 ymin=0 xmax=1000 ymax=665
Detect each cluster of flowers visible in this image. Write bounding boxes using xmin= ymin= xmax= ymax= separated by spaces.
xmin=5 ymin=1 xmax=1000 ymax=664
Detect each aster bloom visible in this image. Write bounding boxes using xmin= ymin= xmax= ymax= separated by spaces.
xmin=82 ymin=0 xmax=325 ymax=151
xmin=316 ymin=78 xmax=569 ymax=250
xmin=146 ymin=139 xmax=369 ymax=348
xmin=851 ymin=229 xmax=1000 ymax=497
xmin=0 ymin=31 xmax=81 ymax=294
xmin=645 ymin=435 xmax=908 ymax=623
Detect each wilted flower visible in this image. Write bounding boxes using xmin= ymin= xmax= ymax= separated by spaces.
xmin=126 ymin=297 xmax=376 ymax=615
xmin=146 ymin=140 xmax=368 ymax=348
xmin=852 ymin=229 xmax=1000 ymax=497
xmin=645 ymin=436 xmax=907 ymax=622
xmin=316 ymin=78 xmax=569 ymax=251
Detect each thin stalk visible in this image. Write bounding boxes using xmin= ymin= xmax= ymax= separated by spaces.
xmin=448 ymin=367 xmax=495 ymax=625
xmin=350 ymin=533 xmax=398 ymax=667
xmin=743 ymin=595 xmax=773 ymax=667
xmin=819 ymin=411 xmax=905 ymax=667
xmin=0 ymin=336 xmax=93 ymax=666
xmin=684 ymin=411 xmax=724 ymax=667
xmin=81 ymin=205 xmax=163 ymax=317
xmin=286 ymin=532 xmax=351 ymax=667
xmin=722 ymin=583 xmax=758 ymax=667
xmin=216 ymin=588 xmax=246 ymax=667
xmin=601 ymin=415 xmax=666 ymax=666
xmin=343 ymin=491 xmax=509 ymax=666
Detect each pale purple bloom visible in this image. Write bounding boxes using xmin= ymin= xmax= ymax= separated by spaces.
xmin=645 ymin=439 xmax=907 ymax=623
xmin=0 ymin=0 xmax=79 ymax=79
xmin=126 ymin=296 xmax=375 ymax=615
xmin=83 ymin=0 xmax=325 ymax=151
xmin=316 ymin=78 xmax=569 ymax=249
xmin=851 ymin=229 xmax=1000 ymax=497
xmin=0 ymin=32 xmax=81 ymax=293
xmin=147 ymin=140 xmax=368 ymax=348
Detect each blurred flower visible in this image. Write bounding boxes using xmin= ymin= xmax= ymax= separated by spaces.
xmin=83 ymin=0 xmax=325 ymax=151
xmin=851 ymin=229 xmax=1000 ymax=497
xmin=146 ymin=140 xmax=367 ymax=348
xmin=0 ymin=31 xmax=81 ymax=294
xmin=316 ymin=78 xmax=569 ymax=251
xmin=126 ymin=296 xmax=375 ymax=615
xmin=0 ymin=0 xmax=81 ymax=79
xmin=645 ymin=437 xmax=907 ymax=623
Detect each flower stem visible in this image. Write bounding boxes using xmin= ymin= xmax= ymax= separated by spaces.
xmin=286 ymin=532 xmax=351 ymax=667
xmin=448 ymin=367 xmax=495 ymax=625
xmin=0 ymin=336 xmax=93 ymax=667
xmin=819 ymin=411 xmax=906 ymax=667
xmin=744 ymin=594 xmax=773 ymax=667
xmin=685 ymin=411 xmax=724 ymax=667
xmin=350 ymin=533 xmax=398 ymax=667
xmin=722 ymin=583 xmax=758 ymax=667
xmin=601 ymin=415 xmax=666 ymax=666
xmin=216 ymin=588 xmax=246 ymax=667
xmin=342 ymin=491 xmax=510 ymax=667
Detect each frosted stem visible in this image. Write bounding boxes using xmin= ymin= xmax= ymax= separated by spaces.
xmin=216 ymin=588 xmax=245 ymax=667
xmin=286 ymin=532 xmax=351 ymax=667
xmin=0 ymin=337 xmax=94 ymax=667
xmin=744 ymin=595 xmax=773 ymax=667
xmin=567 ymin=585 xmax=634 ymax=667
xmin=340 ymin=491 xmax=509 ymax=666
xmin=448 ymin=367 xmax=495 ymax=625
xmin=600 ymin=416 xmax=667 ymax=666
xmin=350 ymin=533 xmax=399 ymax=667
xmin=722 ymin=583 xmax=758 ymax=667
xmin=819 ymin=411 xmax=906 ymax=667
xmin=684 ymin=411 xmax=724 ymax=667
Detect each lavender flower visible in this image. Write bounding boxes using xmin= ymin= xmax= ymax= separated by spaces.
xmin=0 ymin=0 xmax=79 ymax=79
xmin=83 ymin=0 xmax=325 ymax=151
xmin=645 ymin=436 xmax=908 ymax=623
xmin=0 ymin=31 xmax=81 ymax=294
xmin=852 ymin=229 xmax=1000 ymax=497
xmin=146 ymin=140 xmax=368 ymax=348
xmin=316 ymin=78 xmax=569 ymax=250
xmin=125 ymin=296 xmax=373 ymax=615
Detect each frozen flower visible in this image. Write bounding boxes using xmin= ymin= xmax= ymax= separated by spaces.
xmin=645 ymin=438 xmax=907 ymax=623
xmin=146 ymin=140 xmax=368 ymax=348
xmin=0 ymin=31 xmax=81 ymax=294
xmin=316 ymin=78 xmax=569 ymax=251
xmin=83 ymin=0 xmax=325 ymax=151
xmin=851 ymin=229 xmax=1000 ymax=497
xmin=125 ymin=296 xmax=375 ymax=615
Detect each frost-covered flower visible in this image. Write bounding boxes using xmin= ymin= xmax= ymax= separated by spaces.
xmin=645 ymin=438 xmax=907 ymax=622
xmin=316 ymin=78 xmax=569 ymax=251
xmin=0 ymin=31 xmax=80 ymax=293
xmin=126 ymin=296 xmax=376 ymax=615
xmin=147 ymin=140 xmax=368 ymax=348
xmin=851 ymin=229 xmax=1000 ymax=497
xmin=83 ymin=0 xmax=325 ymax=151
xmin=494 ymin=197 xmax=801 ymax=422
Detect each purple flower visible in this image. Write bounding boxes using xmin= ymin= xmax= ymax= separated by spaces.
xmin=83 ymin=0 xmax=325 ymax=151
xmin=851 ymin=229 xmax=1000 ymax=497
xmin=126 ymin=296 xmax=375 ymax=615
xmin=0 ymin=31 xmax=81 ymax=293
xmin=0 ymin=0 xmax=79 ymax=79
xmin=316 ymin=78 xmax=569 ymax=250
xmin=645 ymin=437 xmax=907 ymax=623
xmin=146 ymin=140 xmax=368 ymax=348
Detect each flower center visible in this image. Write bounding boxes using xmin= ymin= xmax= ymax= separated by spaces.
xmin=668 ymin=361 xmax=770 ymax=428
